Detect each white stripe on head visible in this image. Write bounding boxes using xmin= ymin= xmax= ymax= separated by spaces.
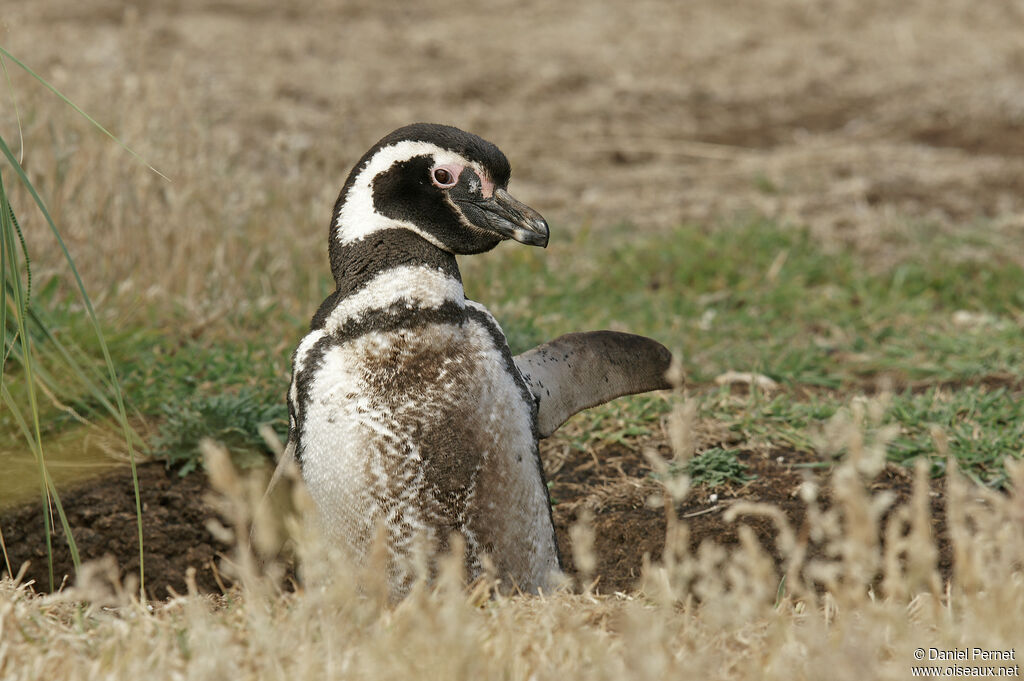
xmin=334 ymin=140 xmax=491 ymax=247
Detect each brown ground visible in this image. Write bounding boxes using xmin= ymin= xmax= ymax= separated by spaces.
xmin=1 ymin=462 xmax=222 ymax=595
xmin=549 ymin=440 xmax=949 ymax=594
xmin=0 ymin=439 xmax=949 ymax=599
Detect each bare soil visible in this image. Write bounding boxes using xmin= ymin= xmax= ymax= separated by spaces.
xmin=549 ymin=441 xmax=950 ymax=595
xmin=1 ymin=462 xmax=224 ymax=596
xmin=0 ymin=441 xmax=949 ymax=599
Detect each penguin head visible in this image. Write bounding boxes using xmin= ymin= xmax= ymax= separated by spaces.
xmin=330 ymin=123 xmax=549 ymax=259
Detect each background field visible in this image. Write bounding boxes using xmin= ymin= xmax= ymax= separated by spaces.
xmin=2 ymin=0 xmax=1023 ymax=678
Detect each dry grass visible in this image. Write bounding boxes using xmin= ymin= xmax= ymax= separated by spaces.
xmin=4 ymin=0 xmax=1024 ymax=325
xmin=2 ymin=419 xmax=1023 ymax=680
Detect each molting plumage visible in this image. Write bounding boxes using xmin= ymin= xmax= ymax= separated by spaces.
xmin=283 ymin=123 xmax=671 ymax=600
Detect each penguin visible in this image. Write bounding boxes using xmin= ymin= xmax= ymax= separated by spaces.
xmin=283 ymin=123 xmax=672 ymax=599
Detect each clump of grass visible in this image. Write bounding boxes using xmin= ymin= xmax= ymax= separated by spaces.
xmin=152 ymin=389 xmax=286 ymax=475
xmin=1 ymin=47 xmax=152 ymax=593
xmin=104 ymin=333 xmax=291 ymax=474
xmin=681 ymin=446 xmax=756 ymax=488
xmin=648 ymin=445 xmax=757 ymax=489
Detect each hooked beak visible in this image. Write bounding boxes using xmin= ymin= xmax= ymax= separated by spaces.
xmin=458 ymin=188 xmax=550 ymax=248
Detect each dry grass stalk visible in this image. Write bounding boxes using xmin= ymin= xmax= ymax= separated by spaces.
xmin=2 ymin=440 xmax=1022 ymax=680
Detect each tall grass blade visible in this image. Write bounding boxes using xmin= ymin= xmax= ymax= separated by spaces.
xmin=0 ymin=47 xmax=168 ymax=182
xmin=0 ymin=49 xmax=24 ymax=163
xmin=1 ymin=384 xmax=82 ymax=574
xmin=1 ymin=172 xmax=61 ymax=589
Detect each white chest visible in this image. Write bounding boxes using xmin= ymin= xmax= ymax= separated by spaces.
xmin=295 ymin=312 xmax=559 ymax=594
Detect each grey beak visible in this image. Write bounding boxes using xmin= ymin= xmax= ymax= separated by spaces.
xmin=490 ymin=188 xmax=549 ymax=247
xmin=460 ymin=188 xmax=550 ymax=248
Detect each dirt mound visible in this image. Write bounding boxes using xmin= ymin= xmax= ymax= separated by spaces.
xmin=550 ymin=442 xmax=950 ymax=594
xmin=1 ymin=463 xmax=225 ymax=596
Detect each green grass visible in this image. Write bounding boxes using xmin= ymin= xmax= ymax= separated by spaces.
xmin=467 ymin=219 xmax=1023 ymax=487
xmin=694 ymin=385 xmax=1023 ymax=487
xmin=555 ymin=393 xmax=669 ymax=452
xmin=675 ymin=447 xmax=756 ymax=488
xmin=466 ymin=219 xmax=1024 ymax=387
xmin=5 ymin=216 xmax=1023 ymax=488
xmin=151 ymin=389 xmax=287 ymax=476
xmin=886 ymin=386 xmax=1024 ymax=486
xmin=2 ymin=312 xmax=291 ymax=476
xmin=551 ymin=382 xmax=1022 ymax=488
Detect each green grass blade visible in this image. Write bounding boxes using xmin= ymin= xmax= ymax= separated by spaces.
xmin=1 ymin=185 xmax=62 ymax=589
xmin=1 ymin=172 xmax=16 ymax=584
xmin=2 ymin=295 xmax=85 ymax=585
xmin=1 ymin=187 xmax=7 ymax=383
xmin=1 ymin=384 xmax=82 ymax=582
xmin=0 ymin=51 xmax=24 ymax=163
xmin=9 ymin=306 xmax=147 ymax=450
xmin=0 ymin=47 xmax=168 ymax=182
xmin=2 ymin=389 xmax=84 ymax=569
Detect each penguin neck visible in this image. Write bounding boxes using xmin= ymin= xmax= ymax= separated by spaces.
xmin=314 ymin=227 xmax=466 ymax=332
xmin=331 ymin=226 xmax=461 ymax=293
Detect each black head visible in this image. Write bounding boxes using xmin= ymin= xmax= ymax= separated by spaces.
xmin=329 ymin=123 xmax=549 ymax=267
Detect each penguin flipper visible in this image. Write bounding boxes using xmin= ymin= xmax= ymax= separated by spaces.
xmin=514 ymin=331 xmax=674 ymax=438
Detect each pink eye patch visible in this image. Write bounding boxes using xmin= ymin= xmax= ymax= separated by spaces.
xmin=430 ymin=163 xmax=496 ymax=197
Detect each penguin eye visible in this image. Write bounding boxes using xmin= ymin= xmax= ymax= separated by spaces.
xmin=432 ymin=167 xmax=457 ymax=187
